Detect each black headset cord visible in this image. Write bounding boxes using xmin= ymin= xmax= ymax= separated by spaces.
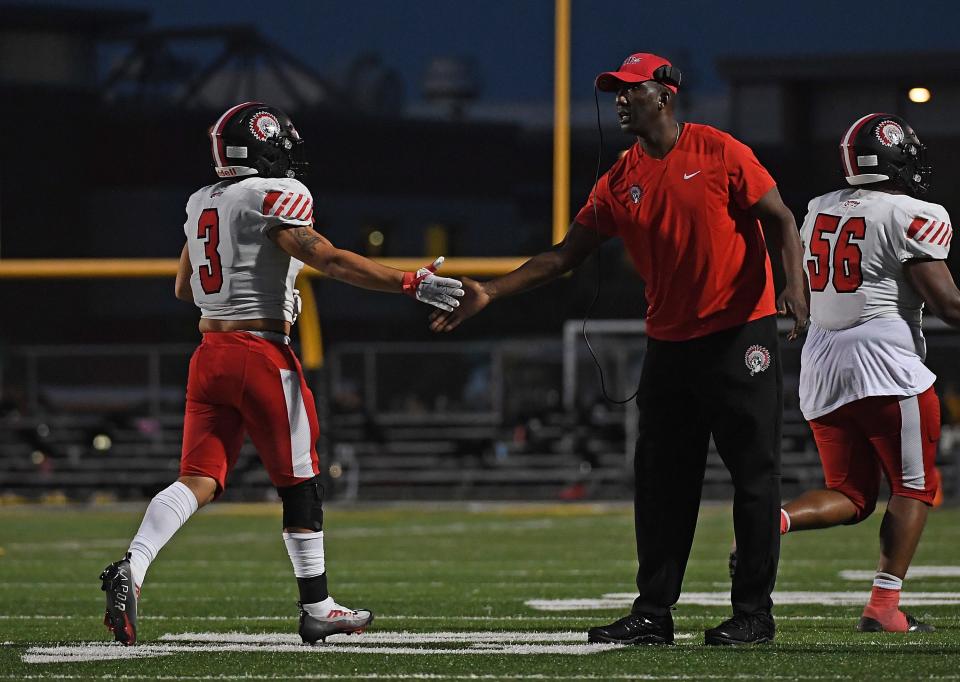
xmin=582 ymin=86 xmax=639 ymax=405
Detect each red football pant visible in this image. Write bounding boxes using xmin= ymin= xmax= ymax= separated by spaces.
xmin=809 ymin=386 xmax=940 ymax=521
xmin=180 ymin=332 xmax=321 ymax=493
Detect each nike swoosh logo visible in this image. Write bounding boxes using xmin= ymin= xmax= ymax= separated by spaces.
xmin=683 ymin=171 xmax=701 ymax=180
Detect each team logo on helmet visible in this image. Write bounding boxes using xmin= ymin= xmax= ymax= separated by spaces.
xmin=875 ymin=120 xmax=905 ymax=147
xmin=249 ymin=111 xmax=281 ymax=142
xmin=744 ymin=344 xmax=771 ymax=376
xmin=629 ymin=185 xmax=643 ymax=204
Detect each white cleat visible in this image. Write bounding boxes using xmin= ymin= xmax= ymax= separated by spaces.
xmin=297 ymin=601 xmax=374 ymax=644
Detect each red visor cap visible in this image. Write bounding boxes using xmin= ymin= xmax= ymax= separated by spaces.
xmin=595 ymin=53 xmax=677 ymax=93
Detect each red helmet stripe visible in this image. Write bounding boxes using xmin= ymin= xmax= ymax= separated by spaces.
xmin=840 ymin=113 xmax=881 ymax=178
xmin=211 ymin=101 xmax=263 ymax=168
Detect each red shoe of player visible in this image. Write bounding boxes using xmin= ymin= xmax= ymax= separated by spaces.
xmin=857 ymin=609 xmax=934 ymax=633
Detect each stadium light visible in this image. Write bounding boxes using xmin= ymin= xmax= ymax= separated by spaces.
xmin=908 ymin=87 xmax=931 ymax=103
xmin=368 ymin=230 xmax=385 ymax=247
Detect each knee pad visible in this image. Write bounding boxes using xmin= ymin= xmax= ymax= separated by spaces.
xmin=277 ymin=476 xmax=325 ymax=531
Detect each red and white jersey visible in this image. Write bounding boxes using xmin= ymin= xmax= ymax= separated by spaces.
xmin=798 ymin=188 xmax=951 ymax=419
xmin=183 ymin=177 xmax=314 ymax=322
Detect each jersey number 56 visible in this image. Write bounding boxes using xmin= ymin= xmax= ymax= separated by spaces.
xmin=806 ymin=214 xmax=864 ymax=293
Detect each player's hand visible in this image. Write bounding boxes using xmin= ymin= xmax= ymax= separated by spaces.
xmin=401 ymin=257 xmax=464 ymax=312
xmin=777 ymin=282 xmax=809 ymax=341
xmin=429 ymin=277 xmax=491 ymax=332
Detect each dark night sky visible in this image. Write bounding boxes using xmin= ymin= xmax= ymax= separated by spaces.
xmin=49 ymin=0 xmax=960 ymax=102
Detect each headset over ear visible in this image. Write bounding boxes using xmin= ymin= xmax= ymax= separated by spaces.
xmin=652 ymin=65 xmax=682 ymax=89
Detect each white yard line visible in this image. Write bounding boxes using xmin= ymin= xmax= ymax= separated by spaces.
xmin=157 ymin=631 xmax=695 ymax=644
xmin=526 ymin=591 xmax=960 ymax=610
xmin=839 ymin=566 xmax=960 ymax=581
xmin=22 ymin=641 xmax=618 ymax=663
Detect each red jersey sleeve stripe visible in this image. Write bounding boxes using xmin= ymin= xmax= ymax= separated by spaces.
xmin=916 ymin=221 xmax=938 ymax=242
xmin=263 ymin=191 xmax=283 ymax=215
xmin=285 ymin=194 xmax=305 ymax=217
xmin=927 ymin=222 xmax=948 ymax=244
xmin=273 ymin=192 xmax=293 ymax=216
xmin=293 ymin=199 xmax=312 ymax=220
xmin=907 ymin=217 xmax=928 ymax=239
xmin=936 ymin=225 xmax=953 ymax=246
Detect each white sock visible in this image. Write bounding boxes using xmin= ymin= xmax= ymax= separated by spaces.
xmin=127 ymin=481 xmax=199 ymax=587
xmin=283 ymin=531 xmax=326 ymax=578
xmin=302 ymin=596 xmax=337 ymax=617
xmin=873 ymin=571 xmax=903 ymax=590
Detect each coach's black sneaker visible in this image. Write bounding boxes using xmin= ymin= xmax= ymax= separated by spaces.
xmin=587 ymin=612 xmax=674 ymax=645
xmin=856 ymin=612 xmax=935 ymax=633
xmin=705 ymin=612 xmax=775 ymax=645
xmin=298 ymin=601 xmax=374 ymax=644
xmin=100 ymin=552 xmax=138 ymax=646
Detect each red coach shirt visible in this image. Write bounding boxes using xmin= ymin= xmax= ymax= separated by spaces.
xmin=575 ymin=123 xmax=777 ymax=341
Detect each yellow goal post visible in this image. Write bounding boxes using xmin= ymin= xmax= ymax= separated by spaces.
xmin=0 ymin=258 xmax=529 ymax=369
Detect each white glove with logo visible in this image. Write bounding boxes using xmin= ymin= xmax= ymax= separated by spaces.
xmin=401 ymin=257 xmax=464 ymax=312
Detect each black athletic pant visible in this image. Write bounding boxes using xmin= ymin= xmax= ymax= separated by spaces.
xmin=632 ymin=314 xmax=782 ymax=617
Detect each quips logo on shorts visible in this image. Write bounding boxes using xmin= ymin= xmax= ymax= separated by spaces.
xmin=744 ymin=344 xmax=771 ymax=376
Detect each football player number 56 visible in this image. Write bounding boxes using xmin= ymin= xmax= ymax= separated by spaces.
xmin=806 ymin=213 xmax=865 ymax=293
xmin=197 ymin=208 xmax=223 ymax=294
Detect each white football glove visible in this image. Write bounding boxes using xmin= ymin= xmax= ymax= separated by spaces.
xmin=290 ymin=288 xmax=302 ymax=324
xmin=401 ymin=256 xmax=464 ymax=312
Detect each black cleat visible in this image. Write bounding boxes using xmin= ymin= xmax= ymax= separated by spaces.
xmin=705 ymin=612 xmax=775 ymax=645
xmin=587 ymin=612 xmax=674 ymax=645
xmin=856 ymin=612 xmax=935 ymax=633
xmin=100 ymin=552 xmax=138 ymax=646
xmin=298 ymin=601 xmax=374 ymax=644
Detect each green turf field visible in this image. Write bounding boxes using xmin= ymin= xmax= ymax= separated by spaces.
xmin=1 ymin=501 xmax=959 ymax=680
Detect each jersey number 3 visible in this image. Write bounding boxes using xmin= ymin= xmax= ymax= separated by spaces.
xmin=806 ymin=213 xmax=865 ymax=293
xmin=197 ymin=208 xmax=223 ymax=294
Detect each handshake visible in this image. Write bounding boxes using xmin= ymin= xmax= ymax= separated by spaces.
xmin=401 ymin=256 xmax=491 ymax=332
xmin=401 ymin=256 xmax=464 ymax=312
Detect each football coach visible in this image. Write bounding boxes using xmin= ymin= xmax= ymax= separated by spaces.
xmin=429 ymin=52 xmax=808 ymax=645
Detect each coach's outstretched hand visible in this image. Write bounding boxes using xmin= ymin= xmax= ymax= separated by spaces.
xmin=429 ymin=277 xmax=491 ymax=332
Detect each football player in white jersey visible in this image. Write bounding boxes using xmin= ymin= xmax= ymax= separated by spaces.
xmin=99 ymin=102 xmax=464 ymax=645
xmin=759 ymin=113 xmax=960 ymax=633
